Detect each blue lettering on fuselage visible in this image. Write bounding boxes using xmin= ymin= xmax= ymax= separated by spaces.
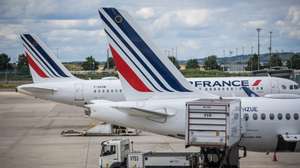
xmin=242 ymin=107 xmax=258 ymax=112
xmin=190 ymin=80 xmax=250 ymax=87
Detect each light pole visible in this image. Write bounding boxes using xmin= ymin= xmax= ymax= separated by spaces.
xmin=269 ymin=31 xmax=272 ymax=69
xmin=256 ymin=28 xmax=261 ymax=70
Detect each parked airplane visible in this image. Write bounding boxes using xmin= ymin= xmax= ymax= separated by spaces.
xmin=17 ymin=34 xmax=300 ymax=106
xmin=86 ymin=7 xmax=300 ymax=153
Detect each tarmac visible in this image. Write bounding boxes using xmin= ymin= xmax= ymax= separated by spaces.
xmin=0 ymin=92 xmax=300 ymax=168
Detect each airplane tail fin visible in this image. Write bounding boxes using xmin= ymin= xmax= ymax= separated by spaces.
xmin=20 ymin=33 xmax=78 ymax=83
xmin=99 ymin=8 xmax=217 ymax=100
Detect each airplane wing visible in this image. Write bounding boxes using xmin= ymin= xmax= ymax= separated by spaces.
xmin=264 ymin=94 xmax=300 ymax=99
xmin=281 ymin=134 xmax=300 ymax=142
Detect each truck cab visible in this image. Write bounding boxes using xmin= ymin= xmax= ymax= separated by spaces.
xmin=99 ymin=139 xmax=130 ymax=168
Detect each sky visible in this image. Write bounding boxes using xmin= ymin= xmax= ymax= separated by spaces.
xmin=0 ymin=0 xmax=300 ymax=62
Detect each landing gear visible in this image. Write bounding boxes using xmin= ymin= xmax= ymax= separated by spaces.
xmin=200 ymin=145 xmax=246 ymax=168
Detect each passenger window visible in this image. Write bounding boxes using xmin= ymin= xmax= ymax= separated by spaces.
xmin=94 ymin=90 xmax=96 ymax=93
xmin=260 ymin=87 xmax=263 ymax=90
xmin=217 ymin=88 xmax=220 ymax=91
xmin=209 ymin=88 xmax=212 ymax=91
xmin=261 ymin=113 xmax=266 ymax=120
xmin=107 ymin=89 xmax=109 ymax=93
xmin=120 ymin=89 xmax=122 ymax=92
xmin=226 ymin=88 xmax=229 ymax=91
xmin=231 ymin=87 xmax=233 ymax=90
xmin=205 ymin=88 xmax=208 ymax=91
xmin=294 ymin=113 xmax=299 ymax=120
xmin=269 ymin=113 xmax=275 ymax=120
xmin=111 ymin=89 xmax=114 ymax=93
xmin=253 ymin=113 xmax=258 ymax=120
xmin=213 ymin=88 xmax=216 ymax=91
xmin=278 ymin=113 xmax=283 ymax=120
xmin=256 ymin=87 xmax=259 ymax=90
xmin=222 ymin=88 xmax=225 ymax=90
xmin=281 ymin=85 xmax=287 ymax=90
xmin=286 ymin=113 xmax=291 ymax=120
xmin=244 ymin=113 xmax=249 ymax=121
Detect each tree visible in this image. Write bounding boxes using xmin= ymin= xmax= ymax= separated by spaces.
xmin=269 ymin=54 xmax=282 ymax=67
xmin=103 ymin=57 xmax=115 ymax=70
xmin=81 ymin=56 xmax=99 ymax=71
xmin=168 ymin=56 xmax=180 ymax=69
xmin=245 ymin=54 xmax=260 ymax=71
xmin=17 ymin=54 xmax=29 ymax=74
xmin=186 ymin=59 xmax=199 ymax=69
xmin=286 ymin=54 xmax=300 ymax=69
xmin=204 ymin=55 xmax=220 ymax=70
xmin=0 ymin=53 xmax=12 ymax=71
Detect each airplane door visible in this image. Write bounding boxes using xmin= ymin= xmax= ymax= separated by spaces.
xmin=271 ymin=80 xmax=279 ymax=94
xmin=74 ymin=83 xmax=84 ymax=101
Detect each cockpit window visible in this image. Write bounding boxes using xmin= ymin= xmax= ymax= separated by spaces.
xmin=290 ymin=85 xmax=294 ymax=90
xmin=281 ymin=85 xmax=287 ymax=90
xmin=294 ymin=85 xmax=299 ymax=90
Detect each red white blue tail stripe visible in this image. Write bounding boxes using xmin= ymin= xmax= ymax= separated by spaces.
xmin=20 ymin=34 xmax=71 ymax=79
xmin=99 ymin=8 xmax=191 ymax=93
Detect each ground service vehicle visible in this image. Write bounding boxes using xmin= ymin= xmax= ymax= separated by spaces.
xmin=99 ymin=139 xmax=199 ymax=168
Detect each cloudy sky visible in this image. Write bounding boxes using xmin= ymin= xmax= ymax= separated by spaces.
xmin=0 ymin=0 xmax=300 ymax=62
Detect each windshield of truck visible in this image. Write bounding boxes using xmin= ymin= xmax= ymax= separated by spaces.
xmin=101 ymin=145 xmax=116 ymax=156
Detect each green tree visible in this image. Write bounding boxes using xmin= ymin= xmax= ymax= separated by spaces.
xmin=287 ymin=54 xmax=300 ymax=69
xmin=81 ymin=56 xmax=99 ymax=71
xmin=204 ymin=55 xmax=220 ymax=70
xmin=245 ymin=54 xmax=260 ymax=71
xmin=168 ymin=56 xmax=180 ymax=69
xmin=186 ymin=59 xmax=199 ymax=69
xmin=17 ymin=54 xmax=29 ymax=74
xmin=269 ymin=54 xmax=282 ymax=67
xmin=103 ymin=57 xmax=115 ymax=70
xmin=0 ymin=53 xmax=12 ymax=70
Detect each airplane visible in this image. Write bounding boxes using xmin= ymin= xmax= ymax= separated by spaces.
xmin=86 ymin=7 xmax=300 ymax=154
xmin=17 ymin=34 xmax=300 ymax=107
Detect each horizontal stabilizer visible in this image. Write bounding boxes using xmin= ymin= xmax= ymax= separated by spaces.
xmin=87 ymin=100 xmax=175 ymax=120
xmin=281 ymin=134 xmax=300 ymax=142
xmin=18 ymin=86 xmax=56 ymax=95
xmin=113 ymin=106 xmax=174 ymax=118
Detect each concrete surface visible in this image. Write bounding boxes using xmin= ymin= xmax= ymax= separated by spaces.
xmin=0 ymin=92 xmax=299 ymax=168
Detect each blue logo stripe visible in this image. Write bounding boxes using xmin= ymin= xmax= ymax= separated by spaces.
xmin=103 ymin=8 xmax=190 ymax=92
xmin=24 ymin=34 xmax=69 ymax=77
xmin=23 ymin=44 xmax=53 ymax=77
xmin=241 ymin=87 xmax=259 ymax=97
xmin=21 ymin=36 xmax=56 ymax=77
xmin=99 ymin=10 xmax=172 ymax=92
xmin=105 ymin=29 xmax=162 ymax=92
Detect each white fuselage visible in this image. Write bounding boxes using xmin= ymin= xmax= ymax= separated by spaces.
xmin=88 ymin=97 xmax=300 ymax=152
xmin=17 ymin=76 xmax=300 ymax=106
